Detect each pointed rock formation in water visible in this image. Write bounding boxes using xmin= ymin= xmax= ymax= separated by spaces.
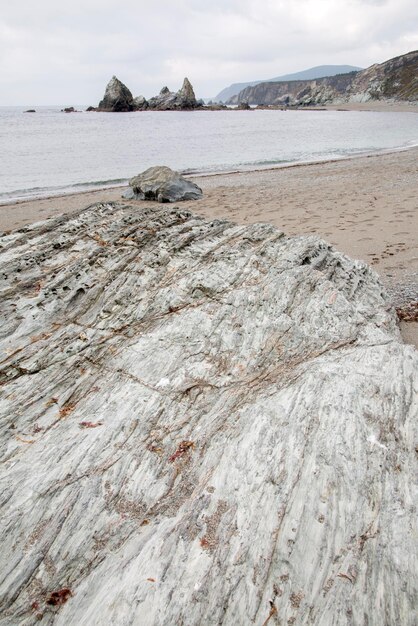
xmin=122 ymin=166 xmax=203 ymax=202
xmin=148 ymin=78 xmax=200 ymax=110
xmin=177 ymin=77 xmax=198 ymax=108
xmin=96 ymin=77 xmax=200 ymax=112
xmin=0 ymin=203 xmax=417 ymax=624
xmin=98 ymin=76 xmax=134 ymax=112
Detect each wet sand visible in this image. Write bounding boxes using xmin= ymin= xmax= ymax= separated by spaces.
xmin=323 ymin=102 xmax=418 ymax=113
xmin=1 ymin=148 xmax=417 ymax=346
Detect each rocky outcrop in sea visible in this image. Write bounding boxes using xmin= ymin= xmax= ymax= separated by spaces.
xmin=98 ymin=76 xmax=135 ymax=112
xmin=96 ymin=77 xmax=202 ymax=111
xmin=132 ymin=95 xmax=148 ymax=111
xmin=0 ymin=203 xmax=416 ymax=624
xmin=148 ymin=78 xmax=200 ymax=110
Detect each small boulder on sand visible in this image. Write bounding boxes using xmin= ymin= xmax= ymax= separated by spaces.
xmin=122 ymin=166 xmax=203 ymax=202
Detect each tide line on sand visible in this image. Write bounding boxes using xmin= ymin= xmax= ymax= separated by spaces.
xmin=0 ymin=146 xmax=417 ymax=347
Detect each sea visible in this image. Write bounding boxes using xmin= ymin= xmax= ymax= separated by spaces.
xmin=1 ymin=106 xmax=417 ymax=205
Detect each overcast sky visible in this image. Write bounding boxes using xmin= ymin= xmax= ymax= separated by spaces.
xmin=1 ymin=0 xmax=417 ymax=105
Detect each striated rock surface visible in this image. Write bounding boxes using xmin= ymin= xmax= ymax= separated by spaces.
xmin=229 ymin=50 xmax=418 ymax=105
xmin=0 ymin=204 xmax=417 ymax=625
xmin=98 ymin=76 xmax=134 ymax=112
xmin=122 ymin=166 xmax=203 ymax=202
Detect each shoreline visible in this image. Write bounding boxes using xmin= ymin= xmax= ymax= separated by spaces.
xmin=6 ymin=101 xmax=418 ymax=113
xmin=322 ymin=101 xmax=418 ymax=113
xmin=2 ymin=141 xmax=418 ymax=209
xmin=1 ymin=146 xmax=417 ymax=348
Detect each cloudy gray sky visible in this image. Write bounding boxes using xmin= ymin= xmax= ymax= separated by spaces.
xmin=1 ymin=0 xmax=417 ymax=105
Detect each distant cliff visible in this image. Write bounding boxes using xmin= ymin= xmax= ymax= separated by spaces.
xmin=228 ymin=51 xmax=418 ymax=106
xmin=215 ymin=65 xmax=362 ymax=102
xmin=229 ymin=73 xmax=356 ymax=106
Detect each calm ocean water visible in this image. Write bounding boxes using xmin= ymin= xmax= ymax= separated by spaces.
xmin=0 ymin=106 xmax=417 ymax=204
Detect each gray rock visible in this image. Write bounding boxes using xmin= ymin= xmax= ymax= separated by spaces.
xmin=122 ymin=166 xmax=203 ymax=202
xmin=147 ymin=86 xmax=178 ymax=110
xmin=96 ymin=78 xmax=200 ymax=113
xmin=132 ymin=95 xmax=148 ymax=111
xmin=176 ymin=77 xmax=198 ymax=108
xmin=148 ymin=78 xmax=200 ymax=110
xmin=98 ymin=76 xmax=134 ymax=112
xmin=0 ymin=204 xmax=417 ymax=625
xmin=147 ymin=87 xmax=177 ymax=110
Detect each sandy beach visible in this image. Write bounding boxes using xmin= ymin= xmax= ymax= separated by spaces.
xmin=323 ymin=101 xmax=418 ymax=112
xmin=1 ymin=147 xmax=417 ymax=345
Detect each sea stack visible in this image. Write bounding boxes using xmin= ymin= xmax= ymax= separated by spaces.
xmin=96 ymin=76 xmax=201 ymax=111
xmin=98 ymin=76 xmax=134 ymax=112
xmin=177 ymin=77 xmax=198 ymax=108
xmin=147 ymin=78 xmax=200 ymax=110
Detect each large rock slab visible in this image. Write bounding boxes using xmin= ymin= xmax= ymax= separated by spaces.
xmin=0 ymin=204 xmax=417 ymax=625
xmin=98 ymin=76 xmax=134 ymax=112
xmin=122 ymin=166 xmax=203 ymax=202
